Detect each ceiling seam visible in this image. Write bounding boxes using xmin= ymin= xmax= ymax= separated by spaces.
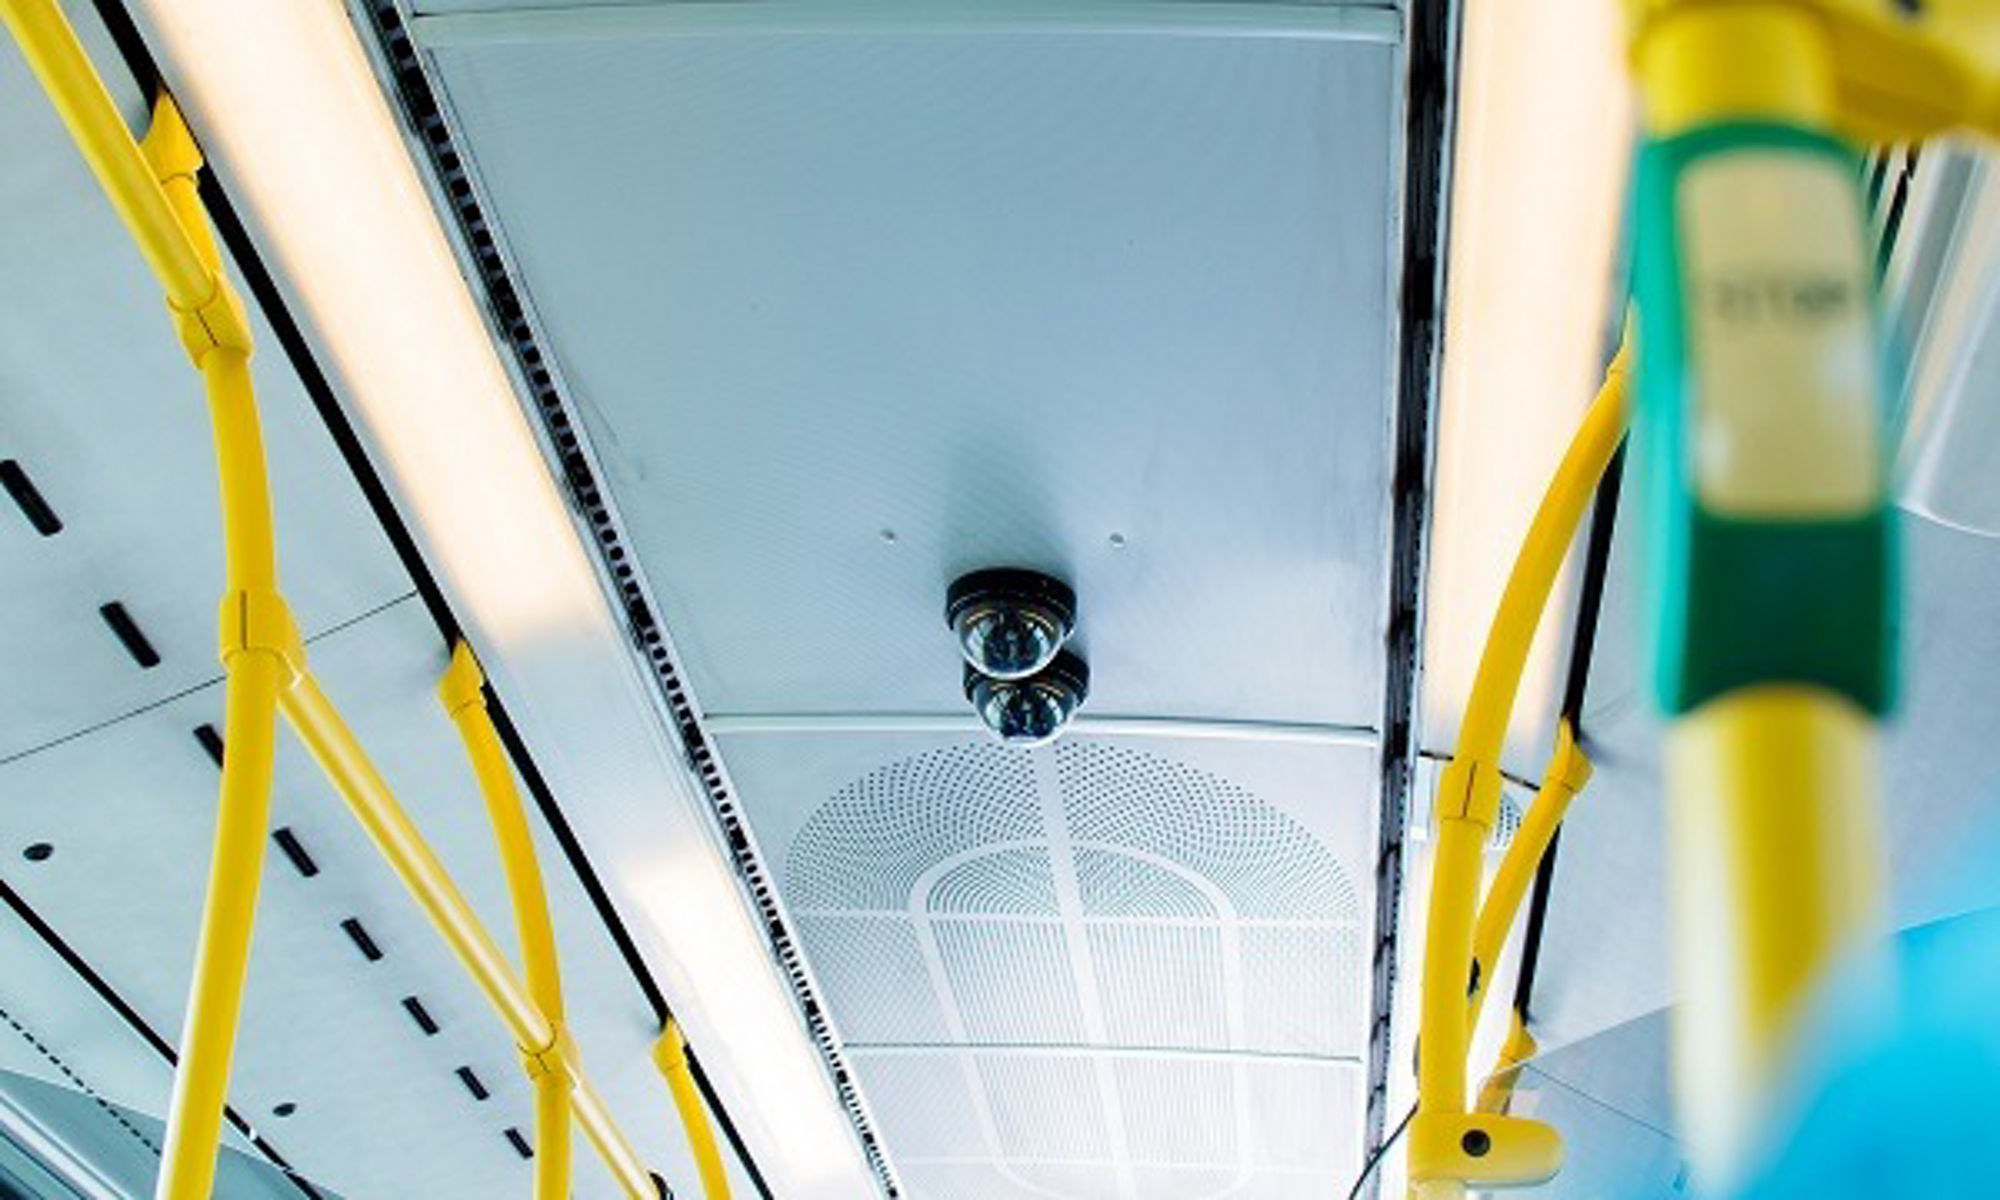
xmin=0 ymin=1000 xmax=163 ymax=1159
xmin=1361 ymin=0 xmax=1462 ymax=1187
xmin=0 ymin=592 xmax=420 ymax=770
xmin=0 ymin=878 xmax=323 ymax=1198
xmin=346 ymin=2 xmax=901 ymax=1192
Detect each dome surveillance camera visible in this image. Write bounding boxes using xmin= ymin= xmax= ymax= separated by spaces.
xmin=964 ymin=649 xmax=1089 ymax=746
xmin=945 ymin=568 xmax=1077 ymax=681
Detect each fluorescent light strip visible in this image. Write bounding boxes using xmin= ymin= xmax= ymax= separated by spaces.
xmin=1419 ymin=0 xmax=1633 ymax=769
xmin=126 ymin=2 xmax=877 ymax=1195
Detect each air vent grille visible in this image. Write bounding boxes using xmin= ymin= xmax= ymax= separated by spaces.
xmin=781 ymin=737 xmax=1367 ymax=1194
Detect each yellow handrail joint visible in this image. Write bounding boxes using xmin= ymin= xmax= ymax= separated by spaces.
xmin=217 ymin=589 xmax=304 ymax=685
xmin=518 ymin=1023 xmax=580 ymax=1086
xmin=138 ymin=94 xmax=251 ymax=363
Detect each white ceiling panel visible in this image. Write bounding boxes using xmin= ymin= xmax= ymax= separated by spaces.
xmin=717 ymin=727 xmax=1373 ymax=1194
xmin=418 ymin=18 xmax=1399 ymax=727
xmin=0 ymin=16 xmax=411 ymax=763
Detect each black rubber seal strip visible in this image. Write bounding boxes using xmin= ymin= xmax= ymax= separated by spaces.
xmin=83 ymin=3 xmax=773 ymax=1191
xmin=0 ymin=879 xmax=323 ymax=1197
xmin=1361 ymin=0 xmax=1461 ymax=1180
xmin=1510 ymin=441 xmax=1627 ymax=1018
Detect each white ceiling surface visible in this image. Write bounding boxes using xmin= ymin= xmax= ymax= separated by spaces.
xmin=722 ymin=729 xmax=1374 ymax=1197
xmin=405 ymin=7 xmax=1405 ymax=1197
xmin=0 ymin=17 xmax=753 ymax=1197
xmin=416 ymin=10 xmax=1398 ymax=729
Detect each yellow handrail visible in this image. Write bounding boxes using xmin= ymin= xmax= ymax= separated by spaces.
xmin=655 ymin=1019 xmax=733 ymax=1200
xmin=1407 ymin=335 xmax=1629 ymax=1197
xmin=1462 ymin=719 xmax=1591 ymax=1034
xmin=282 ymin=674 xmax=655 ymax=1197
xmin=0 ymin=0 xmax=209 ymax=307
xmin=2 ymin=5 xmax=669 ymax=1195
xmin=441 ymin=643 xmax=571 ymax=1200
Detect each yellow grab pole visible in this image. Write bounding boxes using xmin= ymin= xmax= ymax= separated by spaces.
xmin=283 ymin=673 xmax=549 ymax=1042
xmin=1409 ymin=337 xmax=1629 ymax=1195
xmin=1473 ymin=1012 xmax=1539 ymax=1117
xmin=1462 ymin=720 xmax=1591 ymax=1033
xmin=655 ymin=1019 xmax=732 ymax=1200
xmin=0 ymin=0 xmax=210 ymax=307
xmin=441 ymin=644 xmax=571 ymax=1200
xmin=1663 ymin=686 xmax=1880 ymax=1176
xmin=157 ymin=641 xmax=282 ymax=1200
xmin=1628 ymin=4 xmax=1897 ymax=1182
xmin=0 ymin=6 xmax=289 ymax=1191
xmin=281 ymin=674 xmax=654 ymax=1197
xmin=574 ymin=1076 xmax=654 ymax=1198
xmin=530 ymin=1070 xmax=572 ymax=1200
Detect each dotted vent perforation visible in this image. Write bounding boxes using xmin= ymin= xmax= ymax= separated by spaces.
xmin=787 ymin=744 xmax=1042 ymax=912
xmin=1057 ymin=741 xmax=1362 ymax=924
xmin=783 ymin=738 xmax=1369 ymax=1193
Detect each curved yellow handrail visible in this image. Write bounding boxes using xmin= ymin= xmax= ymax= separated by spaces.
xmin=655 ymin=1019 xmax=733 ymax=1200
xmin=1462 ymin=719 xmax=1591 ymax=1035
xmin=442 ymin=644 xmax=572 ymax=1200
xmin=1408 ymin=334 xmax=1629 ymax=1196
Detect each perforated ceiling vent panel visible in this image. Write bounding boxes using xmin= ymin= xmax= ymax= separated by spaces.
xmin=725 ymin=731 xmax=1374 ymax=1197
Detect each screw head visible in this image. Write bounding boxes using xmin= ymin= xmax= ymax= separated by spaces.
xmin=1462 ymin=1128 xmax=1492 ymax=1157
xmin=22 ymin=843 xmax=52 ymax=863
xmin=272 ymin=1102 xmax=297 ymax=1118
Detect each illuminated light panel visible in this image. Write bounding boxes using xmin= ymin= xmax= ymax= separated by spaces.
xmin=1419 ymin=0 xmax=1634 ymax=769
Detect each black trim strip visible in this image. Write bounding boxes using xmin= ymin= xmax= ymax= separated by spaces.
xmin=1 ymin=460 xmax=63 ymax=536
xmin=1363 ymin=0 xmax=1461 ymax=1178
xmin=0 ymin=879 xmax=323 ymax=1197
xmin=1510 ymin=441 xmax=1627 ymax=1019
xmin=503 ymin=1127 xmax=532 ymax=1159
xmin=98 ymin=602 xmax=161 ymax=669
xmin=455 ymin=1066 xmax=489 ymax=1102
xmin=82 ymin=2 xmax=774 ymax=1189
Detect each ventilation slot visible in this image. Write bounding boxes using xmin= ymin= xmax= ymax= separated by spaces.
xmin=98 ymin=602 xmax=159 ymax=669
xmin=401 ymin=996 xmax=439 ymax=1037
xmin=271 ymin=828 xmax=319 ymax=879
xmin=456 ymin=1066 xmax=489 ymax=1101
xmin=1 ymin=460 xmax=62 ymax=536
xmin=193 ymin=724 xmax=225 ymax=768
xmin=339 ymin=918 xmax=383 ymax=963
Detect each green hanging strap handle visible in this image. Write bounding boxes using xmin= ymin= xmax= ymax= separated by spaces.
xmin=1633 ymin=121 xmax=1897 ymax=718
